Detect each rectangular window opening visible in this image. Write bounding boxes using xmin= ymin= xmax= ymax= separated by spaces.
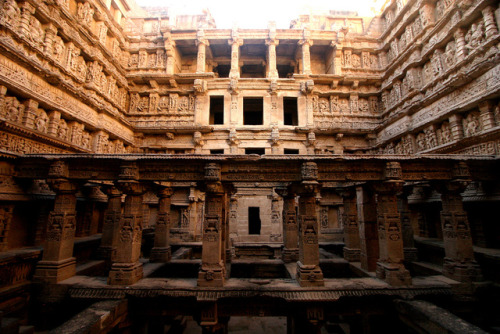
xmin=245 ymin=148 xmax=265 ymax=155
xmin=283 ymin=97 xmax=298 ymax=126
xmin=214 ymin=64 xmax=231 ymax=78
xmin=210 ymin=149 xmax=224 ymax=154
xmin=209 ymin=96 xmax=224 ymax=125
xmin=243 ymin=97 xmax=263 ymax=125
xmin=248 ymin=207 xmax=261 ymax=235
xmin=284 ymin=149 xmax=299 ymax=155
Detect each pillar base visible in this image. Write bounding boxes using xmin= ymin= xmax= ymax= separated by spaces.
xmin=33 ymin=257 xmax=76 ymax=283
xmin=443 ymin=259 xmax=483 ymax=283
xmin=343 ymin=247 xmax=361 ymax=262
xmin=108 ymin=262 xmax=143 ymax=285
xmin=296 ymin=262 xmax=324 ymax=287
xmin=376 ymin=262 xmax=412 ymax=286
xmin=198 ymin=265 xmax=225 ymax=287
xmin=282 ymin=248 xmax=299 ymax=263
xmin=150 ymin=246 xmax=171 ymax=263
xmin=403 ymin=247 xmax=418 ymax=262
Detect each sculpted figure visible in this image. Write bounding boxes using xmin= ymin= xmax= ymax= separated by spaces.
xmin=443 ymin=42 xmax=456 ymax=69
xmin=5 ymin=99 xmax=22 ymax=123
xmin=465 ymin=22 xmax=484 ymax=50
xmin=351 ymin=54 xmax=361 ymax=68
xmin=52 ymin=36 xmax=65 ymax=63
xmin=57 ymin=120 xmax=68 ymax=140
xmin=416 ymin=133 xmax=426 ymax=151
xmin=463 ymin=113 xmax=480 ymax=137
xmin=34 ymin=111 xmax=48 ymax=133
xmin=439 ymin=122 xmax=451 ymax=144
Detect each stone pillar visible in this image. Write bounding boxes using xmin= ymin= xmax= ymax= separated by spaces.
xmin=98 ymin=186 xmax=122 ymax=264
xmin=34 ymin=161 xmax=78 ymax=283
xmin=296 ymin=162 xmax=324 ymax=287
xmin=299 ymin=33 xmax=313 ymax=75
xmin=434 ymin=162 xmax=482 ymax=282
xmin=341 ymin=189 xmax=361 ymax=262
xmin=356 ymin=185 xmax=379 ymax=271
xmin=374 ymin=162 xmax=411 ymax=286
xmin=399 ymin=187 xmax=418 ymax=262
xmin=108 ymin=164 xmax=145 ymax=285
xmin=449 ymin=114 xmax=464 ymax=141
xmin=276 ymin=189 xmax=298 ymax=263
xmin=266 ymin=39 xmax=279 ymax=79
xmin=229 ymin=32 xmax=243 ymax=79
xmin=482 ymin=6 xmax=498 ymax=39
xmin=198 ymin=163 xmax=226 ymax=287
xmin=22 ymin=99 xmax=38 ymax=129
xmin=150 ymin=185 xmax=173 ymax=262
xmin=0 ymin=205 xmax=14 ymax=252
xmin=196 ymin=30 xmax=209 ymax=73
xmin=453 ymin=29 xmax=467 ymax=61
xmin=479 ymin=101 xmax=496 ymax=131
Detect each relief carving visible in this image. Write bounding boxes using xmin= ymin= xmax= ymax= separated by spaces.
xmin=463 ymin=112 xmax=481 ymax=137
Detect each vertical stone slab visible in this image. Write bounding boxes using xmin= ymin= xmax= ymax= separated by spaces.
xmin=374 ymin=162 xmax=411 ymax=286
xmin=198 ymin=163 xmax=226 ymax=287
xmin=341 ymin=189 xmax=360 ymax=262
xmin=150 ymin=185 xmax=173 ymax=262
xmin=34 ymin=161 xmax=78 ymax=283
xmin=266 ymin=37 xmax=279 ymax=79
xmin=356 ymin=185 xmax=379 ymax=272
xmin=98 ymin=187 xmax=122 ymax=264
xmin=296 ymin=162 xmax=324 ymax=287
xmin=108 ymin=163 xmax=145 ymax=285
xmin=434 ymin=162 xmax=482 ymax=282
xmin=276 ymin=189 xmax=298 ymax=263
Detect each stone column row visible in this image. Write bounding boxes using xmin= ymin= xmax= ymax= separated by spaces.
xmin=340 ymin=161 xmax=482 ymax=284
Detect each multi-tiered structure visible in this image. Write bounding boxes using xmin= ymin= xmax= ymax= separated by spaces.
xmin=0 ymin=0 xmax=499 ymax=332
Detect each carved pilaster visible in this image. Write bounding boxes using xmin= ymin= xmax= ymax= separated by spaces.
xmin=449 ymin=114 xmax=464 ymax=141
xmin=97 ymin=186 xmax=122 ymax=264
xmin=482 ymin=6 xmax=498 ymax=39
xmin=478 ymin=101 xmax=496 ymax=131
xmin=373 ymin=162 xmax=411 ymax=286
xmin=229 ymin=35 xmax=243 ymax=79
xmin=22 ymin=99 xmax=38 ymax=129
xmin=46 ymin=111 xmax=61 ymax=137
xmin=150 ymin=185 xmax=173 ymax=262
xmin=295 ymin=162 xmax=323 ymax=287
xmin=434 ymin=162 xmax=482 ymax=282
xmin=340 ymin=189 xmax=360 ymax=262
xmin=108 ymin=178 xmax=145 ymax=285
xmin=198 ymin=163 xmax=226 ymax=287
xmin=18 ymin=2 xmax=35 ymax=40
xmin=196 ymin=30 xmax=209 ymax=73
xmin=43 ymin=24 xmax=57 ymax=56
xmin=34 ymin=161 xmax=78 ymax=283
xmin=453 ymin=29 xmax=467 ymax=61
xmin=0 ymin=86 xmax=7 ymax=117
xmin=266 ymin=39 xmax=279 ymax=79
